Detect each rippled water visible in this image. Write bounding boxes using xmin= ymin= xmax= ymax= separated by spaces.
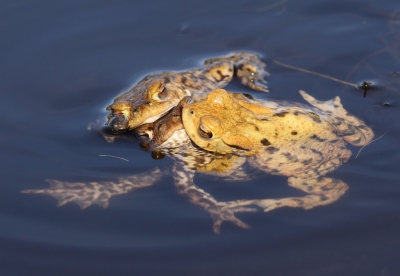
xmin=1 ymin=0 xmax=400 ymax=275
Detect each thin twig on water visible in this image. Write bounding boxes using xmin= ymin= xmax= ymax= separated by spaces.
xmin=273 ymin=60 xmax=360 ymax=89
xmin=99 ymin=155 xmax=129 ymax=162
xmin=356 ymin=131 xmax=389 ymax=159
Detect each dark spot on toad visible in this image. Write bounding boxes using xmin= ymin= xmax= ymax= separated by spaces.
xmin=311 ymin=148 xmax=323 ymax=157
xmin=302 ymin=158 xmax=313 ymax=165
xmin=291 ymin=131 xmax=298 ymax=135
xmin=321 ymin=186 xmax=330 ymax=192
xmin=265 ymin=146 xmax=279 ymax=154
xmin=310 ymin=134 xmax=327 ymax=142
xmin=273 ymin=112 xmax=289 ymax=117
xmin=261 ymin=138 xmax=271 ymax=146
xmin=319 ymin=195 xmax=329 ymax=202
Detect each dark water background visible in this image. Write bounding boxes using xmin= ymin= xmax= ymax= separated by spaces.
xmin=1 ymin=0 xmax=400 ymax=275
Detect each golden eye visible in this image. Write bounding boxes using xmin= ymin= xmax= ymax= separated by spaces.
xmin=158 ymin=84 xmax=165 ymax=94
xmin=198 ymin=123 xmax=213 ymax=139
xmin=150 ymin=82 xmax=167 ymax=101
xmin=158 ymin=84 xmax=167 ymax=100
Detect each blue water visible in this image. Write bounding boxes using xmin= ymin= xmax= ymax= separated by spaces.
xmin=1 ymin=0 xmax=400 ymax=275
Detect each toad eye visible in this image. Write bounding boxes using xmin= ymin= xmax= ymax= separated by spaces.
xmin=151 ymin=83 xmax=168 ymax=101
xmin=198 ymin=123 xmax=213 ymax=139
xmin=157 ymin=84 xmax=167 ymax=100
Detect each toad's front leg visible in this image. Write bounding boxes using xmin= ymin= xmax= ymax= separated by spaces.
xmin=229 ymin=176 xmax=348 ymax=212
xmin=172 ymin=164 xmax=257 ymax=234
xmin=202 ymin=52 xmax=269 ymax=92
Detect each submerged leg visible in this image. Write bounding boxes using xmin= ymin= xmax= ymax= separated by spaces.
xmin=21 ymin=168 xmax=165 ymax=209
xmin=172 ymin=164 xmax=257 ymax=234
xmin=228 ymin=176 xmax=348 ymax=212
xmin=299 ymin=90 xmax=374 ymax=146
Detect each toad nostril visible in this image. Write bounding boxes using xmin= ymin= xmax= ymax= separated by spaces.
xmin=109 ymin=114 xmax=129 ymax=133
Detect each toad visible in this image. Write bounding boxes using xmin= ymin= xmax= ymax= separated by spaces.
xmin=182 ymin=88 xmax=374 ymax=212
xmin=105 ymin=52 xmax=269 ymax=132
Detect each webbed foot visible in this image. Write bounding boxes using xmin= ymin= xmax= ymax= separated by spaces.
xmin=210 ymin=203 xmax=257 ymax=234
xmin=235 ymin=53 xmax=269 ymax=92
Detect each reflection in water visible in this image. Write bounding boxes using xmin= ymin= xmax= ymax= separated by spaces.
xmin=23 ymin=83 xmax=374 ymax=234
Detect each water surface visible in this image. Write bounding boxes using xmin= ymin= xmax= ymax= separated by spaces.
xmin=1 ymin=0 xmax=400 ymax=275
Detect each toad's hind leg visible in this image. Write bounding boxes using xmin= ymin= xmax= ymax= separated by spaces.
xmin=172 ymin=164 xmax=257 ymax=234
xmin=299 ymin=90 xmax=374 ymax=146
xmin=202 ymin=52 xmax=269 ymax=92
xmin=229 ymin=176 xmax=348 ymax=212
xmin=21 ymin=168 xmax=165 ymax=209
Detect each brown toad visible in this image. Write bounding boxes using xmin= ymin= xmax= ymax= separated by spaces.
xmin=105 ymin=52 xmax=269 ymax=132
xmin=182 ymin=88 xmax=374 ymax=212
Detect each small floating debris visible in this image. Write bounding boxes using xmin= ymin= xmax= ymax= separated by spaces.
xmin=99 ymin=155 xmax=129 ymax=162
xmin=359 ymin=81 xmax=373 ymax=98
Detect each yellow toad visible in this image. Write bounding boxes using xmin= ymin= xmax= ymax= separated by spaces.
xmin=182 ymin=89 xmax=374 ymax=212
